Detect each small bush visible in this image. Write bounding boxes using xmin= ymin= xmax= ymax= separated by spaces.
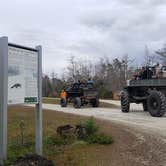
xmin=81 ymin=118 xmax=113 ymax=145
xmin=43 ymin=136 xmax=56 ymax=145
xmin=83 ymin=117 xmax=99 ymax=136
xmin=6 ymin=136 xmax=35 ymax=165
xmin=86 ymin=135 xmax=113 ymax=145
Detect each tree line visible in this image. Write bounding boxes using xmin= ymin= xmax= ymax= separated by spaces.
xmin=42 ymin=45 xmax=166 ymax=99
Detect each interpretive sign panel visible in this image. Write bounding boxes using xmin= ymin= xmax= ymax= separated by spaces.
xmin=8 ymin=45 xmax=38 ymax=104
xmin=0 ymin=37 xmax=42 ymax=165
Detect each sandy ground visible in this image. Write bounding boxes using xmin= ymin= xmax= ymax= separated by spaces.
xmin=26 ymin=100 xmax=166 ymax=165
xmin=41 ymin=100 xmax=166 ymax=137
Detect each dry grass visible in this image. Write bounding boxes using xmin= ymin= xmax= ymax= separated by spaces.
xmin=43 ymin=97 xmax=60 ymax=104
xmin=7 ymin=105 xmax=163 ymax=166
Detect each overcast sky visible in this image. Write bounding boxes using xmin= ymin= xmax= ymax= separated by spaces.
xmin=1 ymin=0 xmax=166 ymax=75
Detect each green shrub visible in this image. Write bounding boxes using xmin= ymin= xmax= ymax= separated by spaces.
xmin=81 ymin=118 xmax=114 ymax=145
xmin=86 ymin=135 xmax=113 ymax=145
xmin=83 ymin=117 xmax=99 ymax=136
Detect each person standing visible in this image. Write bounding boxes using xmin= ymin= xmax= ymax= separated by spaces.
xmin=87 ymin=78 xmax=93 ymax=88
xmin=155 ymin=63 xmax=161 ymax=78
xmin=60 ymin=90 xmax=67 ymax=107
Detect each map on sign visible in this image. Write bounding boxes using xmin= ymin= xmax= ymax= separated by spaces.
xmin=8 ymin=46 xmax=38 ymax=104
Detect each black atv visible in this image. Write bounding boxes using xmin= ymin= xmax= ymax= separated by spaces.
xmin=61 ymin=83 xmax=99 ymax=108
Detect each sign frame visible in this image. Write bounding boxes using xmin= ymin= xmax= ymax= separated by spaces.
xmin=0 ymin=37 xmax=43 ymax=165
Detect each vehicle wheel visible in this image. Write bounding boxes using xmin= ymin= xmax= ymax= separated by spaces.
xmin=92 ymin=98 xmax=99 ymax=107
xmin=121 ymin=90 xmax=130 ymax=113
xmin=74 ymin=97 xmax=81 ymax=108
xmin=60 ymin=98 xmax=67 ymax=107
xmin=142 ymin=101 xmax=148 ymax=111
xmin=147 ymin=90 xmax=166 ymax=117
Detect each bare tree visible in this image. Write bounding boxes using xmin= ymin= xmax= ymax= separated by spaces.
xmin=67 ymin=56 xmax=76 ymax=81
xmin=156 ymin=44 xmax=166 ymax=65
xmin=66 ymin=56 xmax=94 ymax=82
xmin=144 ymin=45 xmax=156 ymax=66
xmin=42 ymin=75 xmax=52 ymax=97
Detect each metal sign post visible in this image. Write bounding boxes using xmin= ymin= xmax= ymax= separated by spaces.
xmin=0 ymin=37 xmax=8 ymax=165
xmin=0 ymin=37 xmax=43 ymax=165
xmin=35 ymin=46 xmax=42 ymax=155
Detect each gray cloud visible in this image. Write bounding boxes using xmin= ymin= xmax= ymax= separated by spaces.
xmin=0 ymin=0 xmax=166 ymax=74
xmin=77 ymin=0 xmax=166 ymax=64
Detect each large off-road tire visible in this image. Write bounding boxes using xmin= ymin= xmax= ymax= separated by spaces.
xmin=60 ymin=98 xmax=67 ymax=107
xmin=73 ymin=97 xmax=81 ymax=108
xmin=121 ymin=90 xmax=130 ymax=113
xmin=91 ymin=98 xmax=99 ymax=107
xmin=142 ymin=101 xmax=148 ymax=111
xmin=147 ymin=90 xmax=166 ymax=117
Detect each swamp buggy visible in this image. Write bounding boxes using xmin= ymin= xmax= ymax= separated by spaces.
xmin=121 ymin=68 xmax=166 ymax=117
xmin=60 ymin=82 xmax=99 ymax=108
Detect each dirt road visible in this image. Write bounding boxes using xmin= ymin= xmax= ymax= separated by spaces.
xmin=26 ymin=100 xmax=166 ymax=165
xmin=41 ymin=101 xmax=166 ymax=165
xmin=42 ymin=100 xmax=166 ymax=137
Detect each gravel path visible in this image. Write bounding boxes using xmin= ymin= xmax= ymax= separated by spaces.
xmin=27 ymin=100 xmax=166 ymax=165
xmin=41 ymin=101 xmax=166 ymax=165
xmin=41 ymin=101 xmax=166 ymax=137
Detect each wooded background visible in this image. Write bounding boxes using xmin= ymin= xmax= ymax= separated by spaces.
xmin=42 ymin=45 xmax=166 ymax=99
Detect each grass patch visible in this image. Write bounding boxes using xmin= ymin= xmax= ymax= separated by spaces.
xmin=44 ymin=134 xmax=76 ymax=147
xmin=43 ymin=97 xmax=60 ymax=104
xmin=85 ymin=135 xmax=113 ymax=144
xmin=5 ymin=136 xmax=35 ymax=165
xmin=6 ymin=106 xmax=116 ymax=166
